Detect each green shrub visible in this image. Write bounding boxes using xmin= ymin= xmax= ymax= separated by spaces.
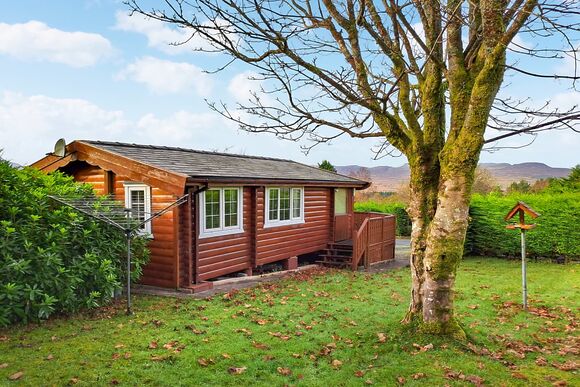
xmin=354 ymin=201 xmax=411 ymax=236
xmin=466 ymin=192 xmax=580 ymax=259
xmin=0 ymin=160 xmax=149 ymax=326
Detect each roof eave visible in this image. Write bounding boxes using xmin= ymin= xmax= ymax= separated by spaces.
xmin=185 ymin=176 xmax=369 ymax=189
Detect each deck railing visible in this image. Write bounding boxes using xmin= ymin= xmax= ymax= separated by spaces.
xmin=351 ymin=212 xmax=396 ymax=270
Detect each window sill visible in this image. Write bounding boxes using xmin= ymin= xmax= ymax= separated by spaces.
xmin=263 ymin=219 xmax=305 ymax=229
xmin=199 ymin=227 xmax=245 ymax=239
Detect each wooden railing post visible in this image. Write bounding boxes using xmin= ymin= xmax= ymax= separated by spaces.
xmin=364 ymin=222 xmax=369 ymax=270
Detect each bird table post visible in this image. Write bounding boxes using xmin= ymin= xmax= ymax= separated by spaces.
xmin=505 ymin=201 xmax=540 ymax=311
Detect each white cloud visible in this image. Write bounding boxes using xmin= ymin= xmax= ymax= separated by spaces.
xmin=0 ymin=91 xmax=128 ymax=163
xmin=228 ymin=71 xmax=262 ymax=102
xmin=117 ymin=56 xmax=212 ymax=95
xmin=115 ymin=11 xmax=205 ymax=54
xmin=0 ymin=21 xmax=113 ymax=67
xmin=508 ymin=33 xmax=532 ymax=51
xmin=135 ymin=111 xmax=233 ymax=143
xmin=114 ymin=11 xmax=237 ymax=55
xmin=0 ymin=91 xmax=239 ymax=165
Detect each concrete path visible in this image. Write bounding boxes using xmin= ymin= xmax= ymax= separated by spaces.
xmin=133 ymin=239 xmax=411 ymax=299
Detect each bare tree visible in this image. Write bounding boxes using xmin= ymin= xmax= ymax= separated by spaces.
xmin=472 ymin=167 xmax=499 ymax=194
xmin=126 ymin=0 xmax=579 ymax=338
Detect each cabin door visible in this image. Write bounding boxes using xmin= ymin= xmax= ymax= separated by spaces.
xmin=334 ymin=188 xmax=352 ymax=242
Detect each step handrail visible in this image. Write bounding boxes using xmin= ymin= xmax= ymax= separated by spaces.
xmin=351 ymin=217 xmax=369 ymax=270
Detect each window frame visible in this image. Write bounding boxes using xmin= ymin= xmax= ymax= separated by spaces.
xmin=199 ymin=187 xmax=244 ymax=238
xmin=123 ymin=182 xmax=152 ymax=235
xmin=264 ymin=187 xmax=305 ymax=228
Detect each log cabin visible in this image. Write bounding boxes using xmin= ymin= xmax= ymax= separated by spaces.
xmin=32 ymin=140 xmax=396 ymax=291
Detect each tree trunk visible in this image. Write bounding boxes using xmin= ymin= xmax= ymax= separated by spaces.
xmin=404 ymin=157 xmax=439 ymax=321
xmin=420 ymin=173 xmax=473 ymax=339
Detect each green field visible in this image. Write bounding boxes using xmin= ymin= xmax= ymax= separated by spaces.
xmin=1 ymin=258 xmax=577 ymax=386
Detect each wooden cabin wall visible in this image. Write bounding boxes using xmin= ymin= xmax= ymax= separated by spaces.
xmin=69 ymin=165 xmax=179 ymax=288
xmin=255 ymin=187 xmax=332 ymax=266
xmin=196 ymin=187 xmax=253 ymax=281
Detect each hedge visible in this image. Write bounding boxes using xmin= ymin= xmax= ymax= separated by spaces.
xmin=466 ymin=192 xmax=579 ymax=259
xmin=354 ymin=201 xmax=411 ymax=236
xmin=356 ymin=192 xmax=579 ymax=259
xmin=0 ymin=161 xmax=149 ymax=326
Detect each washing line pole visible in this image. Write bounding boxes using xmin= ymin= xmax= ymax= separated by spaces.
xmin=49 ymin=193 xmax=189 ymax=315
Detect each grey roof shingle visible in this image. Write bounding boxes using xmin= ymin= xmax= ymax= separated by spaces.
xmin=81 ymin=140 xmax=367 ymax=186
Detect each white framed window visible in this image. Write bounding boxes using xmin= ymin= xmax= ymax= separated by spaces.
xmin=264 ymin=187 xmax=304 ymax=227
xmin=124 ymin=183 xmax=152 ymax=235
xmin=199 ymin=187 xmax=244 ymax=238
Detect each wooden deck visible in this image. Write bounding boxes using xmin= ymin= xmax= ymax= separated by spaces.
xmin=318 ymin=212 xmax=396 ymax=270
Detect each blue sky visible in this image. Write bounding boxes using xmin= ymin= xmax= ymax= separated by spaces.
xmin=0 ymin=0 xmax=578 ymax=168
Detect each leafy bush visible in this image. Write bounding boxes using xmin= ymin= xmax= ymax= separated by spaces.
xmin=0 ymin=160 xmax=149 ymax=326
xmin=354 ymin=201 xmax=411 ymax=236
xmin=466 ymin=192 xmax=579 ymax=259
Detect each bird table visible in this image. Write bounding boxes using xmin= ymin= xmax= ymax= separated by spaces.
xmin=505 ymin=201 xmax=540 ymax=310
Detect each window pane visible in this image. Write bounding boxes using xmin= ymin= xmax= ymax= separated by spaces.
xmin=280 ymin=188 xmax=290 ymax=220
xmin=224 ymin=189 xmax=238 ymax=227
xmin=269 ymin=189 xmax=279 ymax=220
xmin=334 ymin=188 xmax=347 ymax=215
xmin=292 ymin=189 xmax=301 ymax=218
xmin=205 ymin=190 xmax=220 ymax=229
xmin=130 ymin=190 xmax=146 ymax=229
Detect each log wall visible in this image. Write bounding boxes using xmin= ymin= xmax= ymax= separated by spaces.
xmin=255 ymin=187 xmax=332 ymax=266
xmin=71 ymin=164 xmax=180 ymax=288
xmin=196 ymin=187 xmax=253 ymax=281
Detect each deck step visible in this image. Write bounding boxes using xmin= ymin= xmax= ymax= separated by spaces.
xmin=315 ymin=260 xmax=351 ymax=267
xmin=323 ymin=249 xmax=352 ymax=257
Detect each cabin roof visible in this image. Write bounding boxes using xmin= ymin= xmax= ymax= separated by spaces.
xmin=79 ymin=140 xmax=368 ymax=187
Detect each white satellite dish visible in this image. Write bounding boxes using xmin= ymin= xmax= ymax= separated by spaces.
xmin=54 ymin=138 xmax=66 ymax=157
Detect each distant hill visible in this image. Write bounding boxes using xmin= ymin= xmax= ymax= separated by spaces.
xmin=336 ymin=162 xmax=571 ymax=192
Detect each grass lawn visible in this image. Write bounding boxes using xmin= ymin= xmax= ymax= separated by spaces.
xmin=0 ymin=257 xmax=578 ymax=386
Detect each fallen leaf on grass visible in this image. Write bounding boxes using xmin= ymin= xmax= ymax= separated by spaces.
xmin=148 ymin=341 xmax=158 ymax=349
xmin=235 ymin=328 xmax=252 ymax=336
xmin=331 ymin=359 xmax=343 ymax=368
xmin=467 ymin=305 xmax=479 ymax=310
xmin=354 ymin=370 xmax=365 ymax=377
xmin=535 ymin=357 xmax=548 ymax=366
xmin=551 ymin=380 xmax=568 ymax=386
xmin=252 ymin=341 xmax=270 ymax=350
xmin=45 ymin=354 xmax=54 ymax=361
xmin=365 ymin=380 xmax=373 ymax=385
xmin=8 ymin=372 xmax=23 ymax=381
xmin=255 ymin=319 xmax=268 ymax=326
xmin=69 ymin=377 xmax=80 ymax=384
xmin=412 ymin=373 xmax=426 ymax=380
xmin=396 ymin=376 xmax=406 ymax=385
xmin=221 ymin=353 xmax=231 ymax=359
xmin=268 ymin=332 xmax=290 ymax=341
xmin=163 ymin=341 xmax=179 ymax=350
xmin=124 ymin=352 xmax=132 ymax=359
xmin=198 ymin=358 xmax=215 ymax=367
xmin=377 ymin=333 xmax=387 ymax=343
xmin=0 ymin=336 xmax=8 ymax=342
xmin=551 ymin=360 xmax=578 ymax=371
xmin=292 ymin=353 xmax=301 ymax=358
xmin=263 ymin=355 xmax=275 ymax=361
xmin=150 ymin=354 xmax=174 ymax=362
xmin=466 ymin=375 xmax=485 ymax=386
xmin=110 ymin=379 xmax=120 ymax=385
xmin=0 ymin=364 xmax=7 ymax=369
xmin=511 ymin=372 xmax=528 ymax=380
xmin=277 ymin=367 xmax=292 ymax=376
xmin=114 ymin=344 xmax=125 ymax=349
xmin=228 ymin=366 xmax=247 ymax=375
